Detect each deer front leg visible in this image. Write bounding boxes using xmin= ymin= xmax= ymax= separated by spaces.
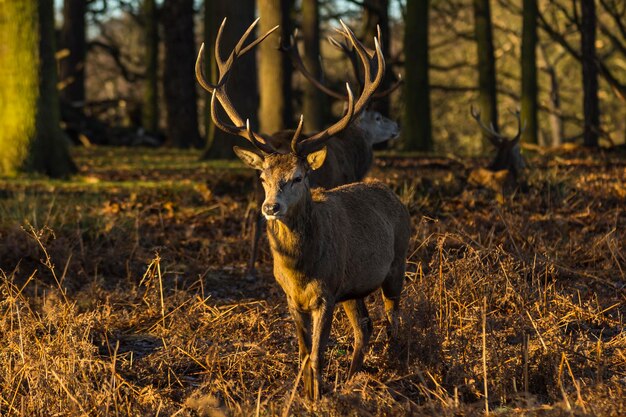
xmin=308 ymin=300 xmax=335 ymax=401
xmin=287 ymin=303 xmax=312 ymax=394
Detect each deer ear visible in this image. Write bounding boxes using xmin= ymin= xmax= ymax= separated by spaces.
xmin=306 ymin=146 xmax=327 ymax=171
xmin=233 ymin=146 xmax=264 ymax=170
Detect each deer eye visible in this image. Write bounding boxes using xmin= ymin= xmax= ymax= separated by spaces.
xmin=293 ymin=176 xmax=302 ymax=184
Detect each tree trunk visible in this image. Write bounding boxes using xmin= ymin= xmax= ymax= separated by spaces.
xmin=521 ymin=0 xmax=538 ymax=144
xmin=473 ymin=0 xmax=499 ymax=144
xmin=581 ymin=0 xmax=599 ymax=147
xmin=257 ymin=0 xmax=293 ymax=134
xmin=547 ymin=68 xmax=563 ymax=147
xmin=141 ymin=0 xmax=159 ymax=133
xmin=403 ymin=0 xmax=432 ymax=151
xmin=362 ymin=0 xmax=391 ymax=117
xmin=59 ymin=0 xmax=87 ymax=105
xmin=161 ymin=0 xmax=203 ymax=148
xmin=0 ymin=0 xmax=76 ymax=177
xmin=538 ymin=45 xmax=563 ymax=147
xmin=203 ymin=0 xmax=258 ymax=159
xmin=301 ymin=0 xmax=324 ymax=131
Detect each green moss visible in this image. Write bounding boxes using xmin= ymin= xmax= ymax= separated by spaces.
xmin=0 ymin=1 xmax=38 ymax=175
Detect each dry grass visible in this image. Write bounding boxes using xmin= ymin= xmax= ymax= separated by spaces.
xmin=0 ymin=146 xmax=624 ymax=416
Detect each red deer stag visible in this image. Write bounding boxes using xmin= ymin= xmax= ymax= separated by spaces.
xmin=196 ymin=20 xmax=401 ymax=276
xmin=196 ymin=19 xmax=410 ymax=400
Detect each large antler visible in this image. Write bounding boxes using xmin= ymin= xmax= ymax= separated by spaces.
xmin=470 ymin=105 xmax=524 ymax=146
xmin=196 ymin=18 xmax=278 ymax=154
xmin=290 ymin=21 xmax=385 ymax=155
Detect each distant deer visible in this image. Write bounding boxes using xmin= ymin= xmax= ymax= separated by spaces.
xmin=196 ymin=19 xmax=410 ymax=400
xmin=471 ymin=106 xmax=526 ymax=182
xmin=221 ymin=25 xmax=401 ymax=275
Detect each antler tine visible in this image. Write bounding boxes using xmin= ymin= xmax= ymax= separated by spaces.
xmin=370 ymin=37 xmax=386 ymax=89
xmin=295 ymin=83 xmax=355 ymax=154
xmin=233 ymin=17 xmax=260 ymax=56
xmin=239 ymin=21 xmax=279 ymax=57
xmin=196 ymin=43 xmax=219 ymax=93
xmin=470 ymin=105 xmax=502 ymax=146
xmin=290 ymin=115 xmax=305 ymax=154
xmin=280 ymin=31 xmax=347 ymax=100
xmin=214 ymin=18 xmax=228 ymax=69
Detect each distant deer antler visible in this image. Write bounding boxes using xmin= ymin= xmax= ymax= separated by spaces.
xmin=282 ymin=23 xmax=402 ymax=102
xmin=195 ymin=18 xmax=278 ymax=154
xmin=470 ymin=105 xmax=524 ymax=146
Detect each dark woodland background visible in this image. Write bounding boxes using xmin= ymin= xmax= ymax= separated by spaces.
xmin=2 ymin=0 xmax=626 ymax=176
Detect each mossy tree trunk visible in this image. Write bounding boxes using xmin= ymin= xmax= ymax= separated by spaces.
xmin=301 ymin=0 xmax=324 ymax=131
xmin=521 ymin=0 xmax=538 ymax=144
xmin=403 ymin=0 xmax=432 ymax=151
xmin=257 ymin=0 xmax=293 ymax=134
xmin=202 ymin=0 xmax=258 ymax=159
xmin=581 ymin=0 xmax=599 ymax=147
xmin=59 ymin=0 xmax=87 ymax=105
xmin=161 ymin=0 xmax=203 ymax=148
xmin=0 ymin=0 xmax=75 ymax=177
xmin=141 ymin=0 xmax=159 ymax=133
xmin=473 ymin=0 xmax=499 ymax=143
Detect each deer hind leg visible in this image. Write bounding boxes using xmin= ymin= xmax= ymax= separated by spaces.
xmin=342 ymin=298 xmax=372 ymax=379
xmin=288 ymin=304 xmax=312 ymax=395
xmin=308 ymin=301 xmax=335 ymax=401
xmin=381 ymin=261 xmax=405 ymax=345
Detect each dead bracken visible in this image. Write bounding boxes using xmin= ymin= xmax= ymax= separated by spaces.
xmin=0 ymin=146 xmax=624 ymax=416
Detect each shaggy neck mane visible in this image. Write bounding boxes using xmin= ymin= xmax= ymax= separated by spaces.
xmin=337 ymin=124 xmax=373 ymax=180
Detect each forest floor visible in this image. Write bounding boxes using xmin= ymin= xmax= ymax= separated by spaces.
xmin=0 ymin=146 xmax=625 ymax=416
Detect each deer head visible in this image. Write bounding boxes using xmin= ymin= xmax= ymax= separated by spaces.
xmin=353 ymin=109 xmax=400 ymax=145
xmin=196 ymin=19 xmax=385 ymax=220
xmin=233 ymin=148 xmax=327 ymax=219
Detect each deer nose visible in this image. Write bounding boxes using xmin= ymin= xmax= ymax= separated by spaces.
xmin=263 ymin=203 xmax=281 ymax=216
